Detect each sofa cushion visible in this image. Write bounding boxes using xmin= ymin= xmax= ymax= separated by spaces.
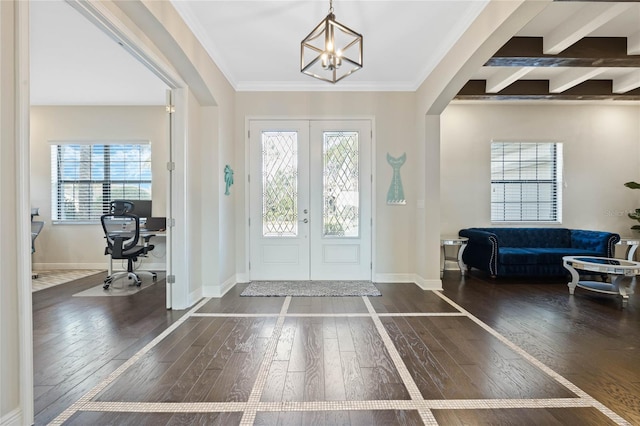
xmin=530 ymin=248 xmax=604 ymax=264
xmin=491 ymin=228 xmax=572 ymax=248
xmin=498 ymin=248 xmax=540 ymax=265
xmin=499 ymin=247 xmax=605 ymax=265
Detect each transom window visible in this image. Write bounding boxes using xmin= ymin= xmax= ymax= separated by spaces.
xmin=50 ymin=142 xmax=152 ymax=223
xmin=491 ymin=142 xmax=562 ymax=223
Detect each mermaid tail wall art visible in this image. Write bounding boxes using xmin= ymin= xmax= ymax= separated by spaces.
xmin=386 ymin=153 xmax=406 ymax=205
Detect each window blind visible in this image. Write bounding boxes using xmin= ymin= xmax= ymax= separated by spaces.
xmin=50 ymin=142 xmax=152 ymax=223
xmin=491 ymin=142 xmax=562 ymax=223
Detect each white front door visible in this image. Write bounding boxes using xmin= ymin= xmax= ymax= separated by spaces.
xmin=249 ymin=119 xmax=372 ymax=281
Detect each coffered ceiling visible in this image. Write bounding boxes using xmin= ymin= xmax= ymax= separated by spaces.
xmin=456 ymin=1 xmax=640 ymax=101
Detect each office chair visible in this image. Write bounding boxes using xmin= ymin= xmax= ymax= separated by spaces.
xmin=101 ymin=201 xmax=157 ymax=289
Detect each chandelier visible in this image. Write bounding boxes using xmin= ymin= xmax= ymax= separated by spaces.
xmin=300 ymin=0 xmax=363 ymax=84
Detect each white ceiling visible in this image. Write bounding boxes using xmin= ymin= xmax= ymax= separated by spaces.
xmin=170 ymin=0 xmax=489 ymax=91
xmin=30 ymin=0 xmax=488 ymax=104
xmin=30 ymin=0 xmax=168 ymax=105
xmin=29 ymin=1 xmax=640 ymax=105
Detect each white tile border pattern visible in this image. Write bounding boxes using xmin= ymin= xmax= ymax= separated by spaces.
xmin=49 ymin=291 xmax=632 ymax=426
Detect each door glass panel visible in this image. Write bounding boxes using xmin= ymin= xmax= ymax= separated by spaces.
xmin=323 ymin=131 xmax=359 ymax=237
xmin=262 ymin=131 xmax=298 ymax=237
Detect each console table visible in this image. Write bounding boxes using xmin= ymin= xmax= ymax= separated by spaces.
xmin=440 ymin=236 xmax=468 ymax=278
xmin=562 ymin=256 xmax=640 ymax=308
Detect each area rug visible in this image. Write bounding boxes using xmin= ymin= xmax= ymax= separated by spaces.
xmin=240 ymin=280 xmax=381 ymax=297
xmin=32 ymin=269 xmax=105 ymax=292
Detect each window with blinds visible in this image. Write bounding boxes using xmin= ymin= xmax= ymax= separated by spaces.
xmin=491 ymin=142 xmax=562 ymax=223
xmin=51 ymin=142 xmax=152 ymax=223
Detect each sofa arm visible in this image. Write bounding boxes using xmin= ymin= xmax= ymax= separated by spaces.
xmin=459 ymin=229 xmax=499 ymax=275
xmin=570 ymin=230 xmax=620 ymax=258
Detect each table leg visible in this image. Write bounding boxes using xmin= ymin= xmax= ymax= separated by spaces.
xmin=457 ymin=244 xmax=467 ymax=276
xmin=612 ymin=275 xmax=628 ymax=307
xmin=564 ymin=262 xmax=580 ymax=295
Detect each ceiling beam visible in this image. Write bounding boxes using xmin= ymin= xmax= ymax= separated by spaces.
xmin=613 ymin=70 xmax=640 ymax=93
xmin=549 ymin=67 xmax=606 ymax=92
xmin=629 ymin=30 xmax=640 ymax=55
xmin=455 ymin=79 xmax=640 ymax=100
xmin=486 ymin=37 xmax=640 ymax=67
xmin=543 ymin=2 xmax=632 ymax=54
xmin=486 ymin=67 xmax=535 ymax=93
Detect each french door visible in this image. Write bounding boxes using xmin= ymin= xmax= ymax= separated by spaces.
xmin=249 ymin=120 xmax=372 ymax=281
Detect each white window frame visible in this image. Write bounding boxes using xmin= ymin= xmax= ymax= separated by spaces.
xmin=491 ymin=141 xmax=563 ymax=224
xmin=50 ymin=140 xmax=152 ymax=224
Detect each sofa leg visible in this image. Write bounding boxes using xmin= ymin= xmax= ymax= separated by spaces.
xmin=491 ymin=275 xmax=497 ymax=279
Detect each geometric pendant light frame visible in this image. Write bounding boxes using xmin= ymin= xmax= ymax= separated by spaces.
xmin=300 ymin=1 xmax=363 ymax=83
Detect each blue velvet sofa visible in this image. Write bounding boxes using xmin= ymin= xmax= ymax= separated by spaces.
xmin=458 ymin=228 xmax=620 ymax=277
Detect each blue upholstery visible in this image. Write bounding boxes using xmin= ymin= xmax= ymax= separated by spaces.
xmin=459 ymin=228 xmax=620 ymax=277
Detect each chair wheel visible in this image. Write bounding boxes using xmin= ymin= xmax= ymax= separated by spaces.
xmin=152 ymin=275 xmax=157 ymax=282
xmin=135 ymin=281 xmax=142 ymax=287
xmin=103 ymin=284 xmax=110 ymax=290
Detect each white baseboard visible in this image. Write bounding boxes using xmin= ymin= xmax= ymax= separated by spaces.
xmin=1 ymin=407 xmax=22 ymax=426
xmin=188 ymin=287 xmax=203 ymax=307
xmin=202 ymin=276 xmax=236 ymax=298
xmin=220 ymin=276 xmax=236 ymax=297
xmin=414 ymin=275 xmax=443 ymax=290
xmin=374 ymin=273 xmax=442 ymax=290
xmin=236 ymin=272 xmax=249 ymax=283
xmin=374 ymin=273 xmax=417 ymax=283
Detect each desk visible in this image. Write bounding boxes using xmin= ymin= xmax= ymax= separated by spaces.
xmin=616 ymin=237 xmax=640 ymax=261
xmin=440 ymin=236 xmax=468 ymax=278
xmin=563 ymin=256 xmax=640 ymax=308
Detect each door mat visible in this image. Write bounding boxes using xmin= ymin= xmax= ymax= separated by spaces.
xmin=240 ymin=280 xmax=381 ymax=297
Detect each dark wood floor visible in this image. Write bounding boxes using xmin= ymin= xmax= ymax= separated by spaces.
xmin=32 ymin=270 xmax=640 ymax=425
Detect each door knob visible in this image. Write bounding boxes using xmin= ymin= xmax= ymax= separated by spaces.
xmin=299 ymin=218 xmax=308 ymax=223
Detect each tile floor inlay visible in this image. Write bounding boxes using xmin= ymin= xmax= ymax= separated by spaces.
xmin=49 ymin=289 xmax=633 ymax=425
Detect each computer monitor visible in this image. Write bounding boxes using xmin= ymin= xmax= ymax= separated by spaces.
xmin=127 ymin=199 xmax=152 ymax=219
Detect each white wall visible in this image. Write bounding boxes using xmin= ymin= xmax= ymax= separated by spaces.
xmin=120 ymin=0 xmax=238 ymax=300
xmin=441 ymin=103 xmax=640 ymax=239
xmin=30 ymin=106 xmax=168 ymax=269
xmin=0 ymin=1 xmax=21 ymax=421
xmin=235 ymin=91 xmax=417 ymax=282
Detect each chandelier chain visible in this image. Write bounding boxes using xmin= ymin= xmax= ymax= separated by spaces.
xmin=328 ymin=0 xmax=334 ymax=14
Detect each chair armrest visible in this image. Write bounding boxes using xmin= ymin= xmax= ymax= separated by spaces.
xmin=570 ymin=230 xmax=620 ymax=257
xmin=112 ymin=236 xmax=124 ymax=258
xmin=459 ymin=229 xmax=499 ymax=275
xmin=459 ymin=229 xmax=497 ymax=246
xmin=141 ymin=234 xmax=155 ymax=254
